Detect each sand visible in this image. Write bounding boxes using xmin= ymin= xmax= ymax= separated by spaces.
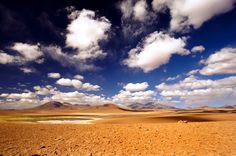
xmin=0 ymin=109 xmax=236 ymax=155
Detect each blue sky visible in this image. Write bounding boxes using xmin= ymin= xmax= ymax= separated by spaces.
xmin=0 ymin=0 xmax=236 ymax=109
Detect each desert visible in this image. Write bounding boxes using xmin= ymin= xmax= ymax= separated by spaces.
xmin=0 ymin=102 xmax=236 ymax=156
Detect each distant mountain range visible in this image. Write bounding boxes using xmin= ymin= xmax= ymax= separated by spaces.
xmin=31 ymin=101 xmax=177 ymax=111
xmin=31 ymin=101 xmax=125 ymax=112
xmin=11 ymin=101 xmax=236 ymax=111
xmin=125 ymin=102 xmax=176 ymax=111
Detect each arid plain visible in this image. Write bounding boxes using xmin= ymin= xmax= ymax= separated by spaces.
xmin=0 ymin=103 xmax=236 ymax=156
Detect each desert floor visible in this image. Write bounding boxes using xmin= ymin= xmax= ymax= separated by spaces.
xmin=0 ymin=109 xmax=236 ymax=156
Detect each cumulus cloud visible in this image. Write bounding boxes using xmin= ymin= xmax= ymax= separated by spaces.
xmin=123 ymin=82 xmax=149 ymax=91
xmin=56 ymin=78 xmax=100 ymax=91
xmin=11 ymin=43 xmax=43 ymax=61
xmin=66 ymin=9 xmax=111 ymax=59
xmin=112 ymin=90 xmax=155 ymax=105
xmin=0 ymin=92 xmax=40 ymax=109
xmin=0 ymin=89 xmax=106 ymax=109
xmin=74 ymin=74 xmax=84 ymax=80
xmin=200 ymin=47 xmax=236 ymax=75
xmin=191 ymin=45 xmax=205 ymax=53
xmin=123 ymin=31 xmax=189 ymax=72
xmin=152 ymin=0 xmax=236 ymax=32
xmin=156 ymin=75 xmax=236 ymax=106
xmin=0 ymin=51 xmax=14 ymax=64
xmin=48 ymin=91 xmax=106 ymax=105
xmin=33 ymin=85 xmax=58 ymax=95
xmin=0 ymin=43 xmax=44 ymax=65
xmin=48 ymin=72 xmax=61 ymax=79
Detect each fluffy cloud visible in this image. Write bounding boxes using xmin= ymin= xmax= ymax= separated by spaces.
xmin=0 ymin=92 xmax=40 ymax=109
xmin=74 ymin=74 xmax=84 ymax=80
xmin=48 ymin=72 xmax=61 ymax=79
xmin=66 ymin=9 xmax=111 ymax=59
xmin=0 ymin=51 xmax=14 ymax=64
xmin=166 ymin=75 xmax=180 ymax=81
xmin=48 ymin=91 xmax=106 ymax=105
xmin=0 ymin=43 xmax=44 ymax=65
xmin=33 ymin=85 xmax=58 ymax=95
xmin=113 ymin=90 xmax=156 ymax=105
xmin=187 ymin=69 xmax=199 ymax=76
xmin=200 ymin=47 xmax=236 ymax=75
xmin=112 ymin=90 xmax=155 ymax=105
xmin=133 ymin=0 xmax=148 ymax=21
xmin=43 ymin=45 xmax=97 ymax=71
xmin=123 ymin=31 xmax=189 ymax=72
xmin=123 ymin=82 xmax=149 ymax=91
xmin=20 ymin=67 xmax=36 ymax=73
xmin=82 ymin=83 xmax=100 ymax=91
xmin=11 ymin=43 xmax=43 ymax=62
xmin=56 ymin=78 xmax=100 ymax=91
xmin=0 ymin=89 xmax=106 ymax=109
xmin=152 ymin=0 xmax=236 ymax=32
xmin=156 ymin=75 xmax=236 ymax=106
xmin=120 ymin=0 xmax=148 ymax=22
xmin=191 ymin=45 xmax=205 ymax=53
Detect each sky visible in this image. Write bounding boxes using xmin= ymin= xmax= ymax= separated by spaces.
xmin=0 ymin=0 xmax=236 ymax=109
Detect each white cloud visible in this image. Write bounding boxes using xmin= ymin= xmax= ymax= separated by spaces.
xmin=66 ymin=9 xmax=111 ymax=60
xmin=123 ymin=82 xmax=149 ymax=91
xmin=48 ymin=73 xmax=61 ymax=79
xmin=0 ymin=89 xmax=106 ymax=109
xmin=112 ymin=90 xmax=155 ymax=105
xmin=152 ymin=0 xmax=236 ymax=32
xmin=119 ymin=0 xmax=148 ymax=21
xmin=118 ymin=0 xmax=156 ymax=38
xmin=43 ymin=45 xmax=97 ymax=71
xmin=156 ymin=75 xmax=236 ymax=106
xmin=0 ymin=92 xmax=40 ymax=109
xmin=187 ymin=69 xmax=199 ymax=76
xmin=0 ymin=51 xmax=14 ymax=64
xmin=49 ymin=91 xmax=106 ymax=105
xmin=34 ymin=85 xmax=58 ymax=95
xmin=123 ymin=31 xmax=189 ymax=72
xmin=119 ymin=0 xmax=133 ymax=19
xmin=191 ymin=45 xmax=205 ymax=53
xmin=11 ymin=42 xmax=43 ymax=62
xmin=20 ymin=67 xmax=36 ymax=74
xmin=82 ymin=83 xmax=100 ymax=91
xmin=74 ymin=74 xmax=84 ymax=80
xmin=166 ymin=75 xmax=180 ymax=81
xmin=133 ymin=0 xmax=148 ymax=21
xmin=56 ymin=78 xmax=73 ymax=86
xmin=56 ymin=78 xmax=100 ymax=91
xmin=0 ymin=43 xmax=44 ymax=65
xmin=200 ymin=47 xmax=236 ymax=75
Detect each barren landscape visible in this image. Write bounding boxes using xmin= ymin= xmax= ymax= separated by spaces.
xmin=0 ymin=102 xmax=236 ymax=156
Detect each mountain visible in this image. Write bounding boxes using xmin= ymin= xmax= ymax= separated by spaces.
xmin=31 ymin=101 xmax=125 ymax=112
xmin=221 ymin=105 xmax=236 ymax=109
xmin=126 ymin=102 xmax=176 ymax=111
xmin=33 ymin=101 xmax=80 ymax=110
